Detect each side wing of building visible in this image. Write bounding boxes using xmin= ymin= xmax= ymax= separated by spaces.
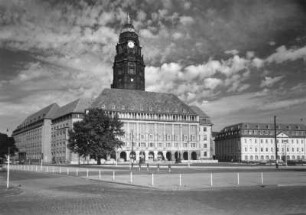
xmin=215 ymin=123 xmax=306 ymax=162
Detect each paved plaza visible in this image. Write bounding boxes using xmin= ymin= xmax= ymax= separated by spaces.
xmin=1 ymin=169 xmax=306 ymax=215
xmin=7 ymin=164 xmax=306 ymax=190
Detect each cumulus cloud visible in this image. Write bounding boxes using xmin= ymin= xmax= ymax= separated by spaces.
xmin=266 ymin=45 xmax=306 ymax=64
xmin=225 ymin=49 xmax=239 ymax=55
xmin=260 ymin=76 xmax=284 ymax=88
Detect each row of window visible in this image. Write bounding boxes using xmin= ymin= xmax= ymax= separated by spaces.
xmin=244 ymin=155 xmax=305 ymax=161
xmin=122 ymin=134 xmax=198 ymax=141
xmin=243 ymin=138 xmax=305 ymax=144
xmin=122 ymin=142 xmax=205 ymax=148
xmin=100 ymin=110 xmax=198 ymax=122
xmin=244 ymin=147 xmax=304 ymax=153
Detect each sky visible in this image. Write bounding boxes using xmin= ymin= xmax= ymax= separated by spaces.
xmin=1 ymin=0 xmax=306 ymax=134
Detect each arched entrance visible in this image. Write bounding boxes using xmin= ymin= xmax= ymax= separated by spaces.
xmin=166 ymin=151 xmax=172 ymax=161
xmin=120 ymin=151 xmax=127 ymax=161
xmin=191 ymin=151 xmax=197 ymax=160
xmin=148 ymin=151 xmax=154 ymax=161
xmin=157 ymin=151 xmax=164 ymax=160
xmin=183 ymin=151 xmax=188 ymax=160
xmin=130 ymin=151 xmax=136 ymax=161
xmin=139 ymin=151 xmax=145 ymax=163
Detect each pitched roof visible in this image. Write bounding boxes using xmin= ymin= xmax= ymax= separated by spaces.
xmin=20 ymin=103 xmax=60 ymax=127
xmin=190 ymin=106 xmax=212 ymax=125
xmin=52 ymin=98 xmax=92 ymax=120
xmin=91 ymin=88 xmax=197 ymax=115
xmin=219 ymin=122 xmax=306 ymax=134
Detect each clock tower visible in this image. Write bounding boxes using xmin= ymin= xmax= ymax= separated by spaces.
xmin=111 ymin=15 xmax=145 ymax=91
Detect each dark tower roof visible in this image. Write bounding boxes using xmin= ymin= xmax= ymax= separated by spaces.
xmin=120 ymin=14 xmax=137 ymax=34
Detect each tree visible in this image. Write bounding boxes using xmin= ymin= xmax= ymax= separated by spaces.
xmin=68 ymin=108 xmax=125 ymax=165
xmin=0 ymin=133 xmax=18 ymax=161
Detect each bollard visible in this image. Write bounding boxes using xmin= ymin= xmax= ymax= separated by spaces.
xmin=168 ymin=164 xmax=171 ymax=173
xmin=99 ymin=170 xmax=101 ymax=179
xmin=130 ymin=171 xmax=133 ymax=184
xmin=112 ymin=171 xmax=115 ymax=181
xmin=67 ymin=168 xmax=69 ymax=175
xmin=210 ymin=172 xmax=213 ymax=187
xmin=157 ymin=164 xmax=160 ymax=172
xmin=179 ymin=174 xmax=182 ymax=187
xmin=87 ymin=169 xmax=89 ymax=178
xmin=237 ymin=172 xmax=240 ymax=186
xmin=151 ymin=173 xmax=154 ymax=187
xmin=261 ymin=172 xmax=264 ymax=185
xmin=139 ymin=164 xmax=141 ymax=172
xmin=147 ymin=163 xmax=149 ymax=172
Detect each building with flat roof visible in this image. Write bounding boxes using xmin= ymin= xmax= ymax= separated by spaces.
xmin=215 ymin=122 xmax=306 ymax=162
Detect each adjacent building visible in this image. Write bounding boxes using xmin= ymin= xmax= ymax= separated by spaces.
xmin=51 ymin=98 xmax=92 ymax=164
xmin=215 ymin=122 xmax=306 ymax=162
xmin=12 ymin=103 xmax=59 ymax=163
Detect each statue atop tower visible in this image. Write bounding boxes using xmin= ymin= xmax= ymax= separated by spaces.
xmin=111 ymin=14 xmax=145 ymax=91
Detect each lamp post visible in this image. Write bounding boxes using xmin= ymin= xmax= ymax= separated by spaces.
xmin=7 ymin=147 xmax=10 ymax=188
xmin=274 ymin=116 xmax=279 ymax=169
xmin=131 ymin=129 xmax=134 ymax=163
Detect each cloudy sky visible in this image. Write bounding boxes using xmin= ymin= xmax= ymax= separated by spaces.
xmin=1 ymin=0 xmax=306 ymax=134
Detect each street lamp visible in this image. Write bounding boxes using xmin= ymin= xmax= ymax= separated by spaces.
xmin=274 ymin=116 xmax=279 ymax=169
xmin=131 ymin=129 xmax=134 ymax=163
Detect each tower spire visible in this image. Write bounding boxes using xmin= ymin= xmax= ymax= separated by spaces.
xmin=127 ymin=13 xmax=131 ymax=24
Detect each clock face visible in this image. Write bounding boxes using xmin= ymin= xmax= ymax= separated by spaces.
xmin=128 ymin=41 xmax=135 ymax=48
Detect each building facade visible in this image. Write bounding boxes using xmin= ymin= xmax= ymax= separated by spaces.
xmin=91 ymin=88 xmax=212 ymax=162
xmin=51 ymin=99 xmax=92 ymax=164
xmin=215 ymin=123 xmax=306 ymax=162
xmin=12 ymin=103 xmax=59 ymax=163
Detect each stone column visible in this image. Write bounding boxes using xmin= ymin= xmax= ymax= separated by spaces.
xmin=163 ymin=151 xmax=167 ymax=161
xmin=126 ymin=151 xmax=130 ymax=161
xmin=188 ymin=151 xmax=191 ymax=160
xmin=136 ymin=151 xmax=140 ymax=161
xmin=171 ymin=151 xmax=175 ymax=161
xmin=154 ymin=151 xmax=158 ymax=160
xmin=145 ymin=151 xmax=149 ymax=161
